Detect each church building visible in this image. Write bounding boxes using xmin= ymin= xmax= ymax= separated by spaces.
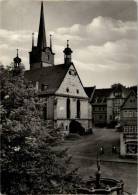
xmin=25 ymin=2 xmax=91 ymax=134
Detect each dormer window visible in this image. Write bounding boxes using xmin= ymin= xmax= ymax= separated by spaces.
xmin=41 ymin=84 xmax=48 ymax=91
xmin=114 ymin=90 xmax=122 ymax=98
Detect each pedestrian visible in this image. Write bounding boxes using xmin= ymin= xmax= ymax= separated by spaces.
xmin=112 ymin=145 xmax=117 ymax=153
xmin=100 ymin=146 xmax=104 ymax=155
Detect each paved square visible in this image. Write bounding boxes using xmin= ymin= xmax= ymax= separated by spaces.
xmin=58 ymin=128 xmax=137 ymax=194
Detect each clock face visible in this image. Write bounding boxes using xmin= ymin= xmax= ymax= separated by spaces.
xmin=69 ymin=69 xmax=76 ymax=76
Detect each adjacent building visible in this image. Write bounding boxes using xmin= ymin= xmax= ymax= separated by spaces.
xmin=87 ymin=84 xmax=137 ymax=129
xmin=90 ymin=87 xmax=112 ymax=127
xmin=25 ymin=2 xmax=91 ymax=134
xmin=106 ymin=84 xmax=129 ymax=127
xmin=120 ymin=87 xmax=137 ymax=157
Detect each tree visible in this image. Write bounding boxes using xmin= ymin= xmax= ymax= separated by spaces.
xmin=0 ymin=65 xmax=81 ymax=195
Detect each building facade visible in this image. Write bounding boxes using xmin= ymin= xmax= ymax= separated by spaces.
xmin=87 ymin=84 xmax=137 ymax=129
xmin=106 ymin=84 xmax=129 ymax=127
xmin=90 ymin=87 xmax=112 ymax=127
xmin=25 ymin=2 xmax=91 ymax=134
xmin=120 ymin=87 xmax=137 ymax=157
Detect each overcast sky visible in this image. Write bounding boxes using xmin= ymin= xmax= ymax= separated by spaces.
xmin=0 ymin=0 xmax=137 ymax=88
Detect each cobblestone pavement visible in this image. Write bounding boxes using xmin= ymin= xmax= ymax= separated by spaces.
xmin=58 ymin=128 xmax=137 ymax=194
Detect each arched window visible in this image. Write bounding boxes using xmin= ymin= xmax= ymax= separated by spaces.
xmin=67 ymin=98 xmax=70 ymax=119
xmin=43 ymin=104 xmax=47 ymax=120
xmin=77 ymin=100 xmax=80 ymax=118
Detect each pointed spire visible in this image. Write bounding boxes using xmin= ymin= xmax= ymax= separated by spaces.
xmin=17 ymin=48 xmax=18 ymax=57
xmin=67 ymin=40 xmax=69 ymax=48
xmin=32 ymin=32 xmax=34 ymax=48
xmin=63 ymin=40 xmax=73 ymax=65
xmin=37 ymin=1 xmax=47 ymax=50
xmin=50 ymin=34 xmax=52 ymax=50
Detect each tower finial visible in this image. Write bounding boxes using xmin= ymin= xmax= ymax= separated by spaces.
xmin=32 ymin=32 xmax=34 ymax=48
xmin=67 ymin=40 xmax=69 ymax=48
xmin=50 ymin=34 xmax=52 ymax=50
xmin=17 ymin=48 xmax=18 ymax=57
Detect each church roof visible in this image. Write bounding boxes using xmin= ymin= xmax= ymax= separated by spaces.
xmin=25 ymin=64 xmax=70 ymax=94
xmin=84 ymin=86 xmax=95 ymax=98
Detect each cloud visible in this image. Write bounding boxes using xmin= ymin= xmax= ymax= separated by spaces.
xmin=0 ymin=29 xmax=38 ymax=68
xmin=75 ymin=39 xmax=137 ymax=69
xmin=51 ymin=16 xmax=137 ymax=87
xmin=0 ymin=29 xmax=33 ymax=46
xmin=0 ymin=16 xmax=137 ymax=87
xmin=54 ymin=16 xmax=137 ymax=46
xmin=51 ymin=17 xmax=137 ymax=72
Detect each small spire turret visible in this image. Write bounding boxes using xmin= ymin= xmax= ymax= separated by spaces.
xmin=50 ymin=34 xmax=52 ymax=51
xmin=63 ymin=40 xmax=73 ymax=65
xmin=13 ymin=49 xmax=22 ymax=76
xmin=17 ymin=48 xmax=18 ymax=57
xmin=32 ymin=32 xmax=35 ymax=48
xmin=67 ymin=40 xmax=69 ymax=48
xmin=14 ymin=49 xmax=21 ymax=67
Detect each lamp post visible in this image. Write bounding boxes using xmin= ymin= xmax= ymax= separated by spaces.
xmin=95 ymin=144 xmax=101 ymax=189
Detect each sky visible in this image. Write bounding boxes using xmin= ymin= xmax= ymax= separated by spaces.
xmin=0 ymin=0 xmax=138 ymax=88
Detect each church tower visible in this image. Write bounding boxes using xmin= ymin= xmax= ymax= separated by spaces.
xmin=29 ymin=2 xmax=55 ymax=70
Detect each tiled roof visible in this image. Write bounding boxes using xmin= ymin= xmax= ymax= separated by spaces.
xmin=25 ymin=64 xmax=70 ymax=94
xmin=121 ymin=87 xmax=137 ymax=109
xmin=92 ymin=88 xmax=112 ymax=103
xmin=129 ymin=85 xmax=137 ymax=95
xmin=84 ymin=87 xmax=95 ymax=98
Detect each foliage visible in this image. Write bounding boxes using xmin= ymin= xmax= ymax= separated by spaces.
xmin=0 ymin=65 xmax=81 ymax=195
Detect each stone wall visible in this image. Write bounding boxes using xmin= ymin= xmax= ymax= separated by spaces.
xmin=54 ymin=95 xmax=90 ymax=133
xmin=55 ymin=96 xmax=89 ymax=119
xmin=55 ymin=119 xmax=90 ymax=135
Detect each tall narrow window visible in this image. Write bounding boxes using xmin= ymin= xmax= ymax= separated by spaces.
xmin=67 ymin=98 xmax=70 ymax=119
xmin=43 ymin=104 xmax=47 ymax=120
xmin=77 ymin=100 xmax=80 ymax=118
